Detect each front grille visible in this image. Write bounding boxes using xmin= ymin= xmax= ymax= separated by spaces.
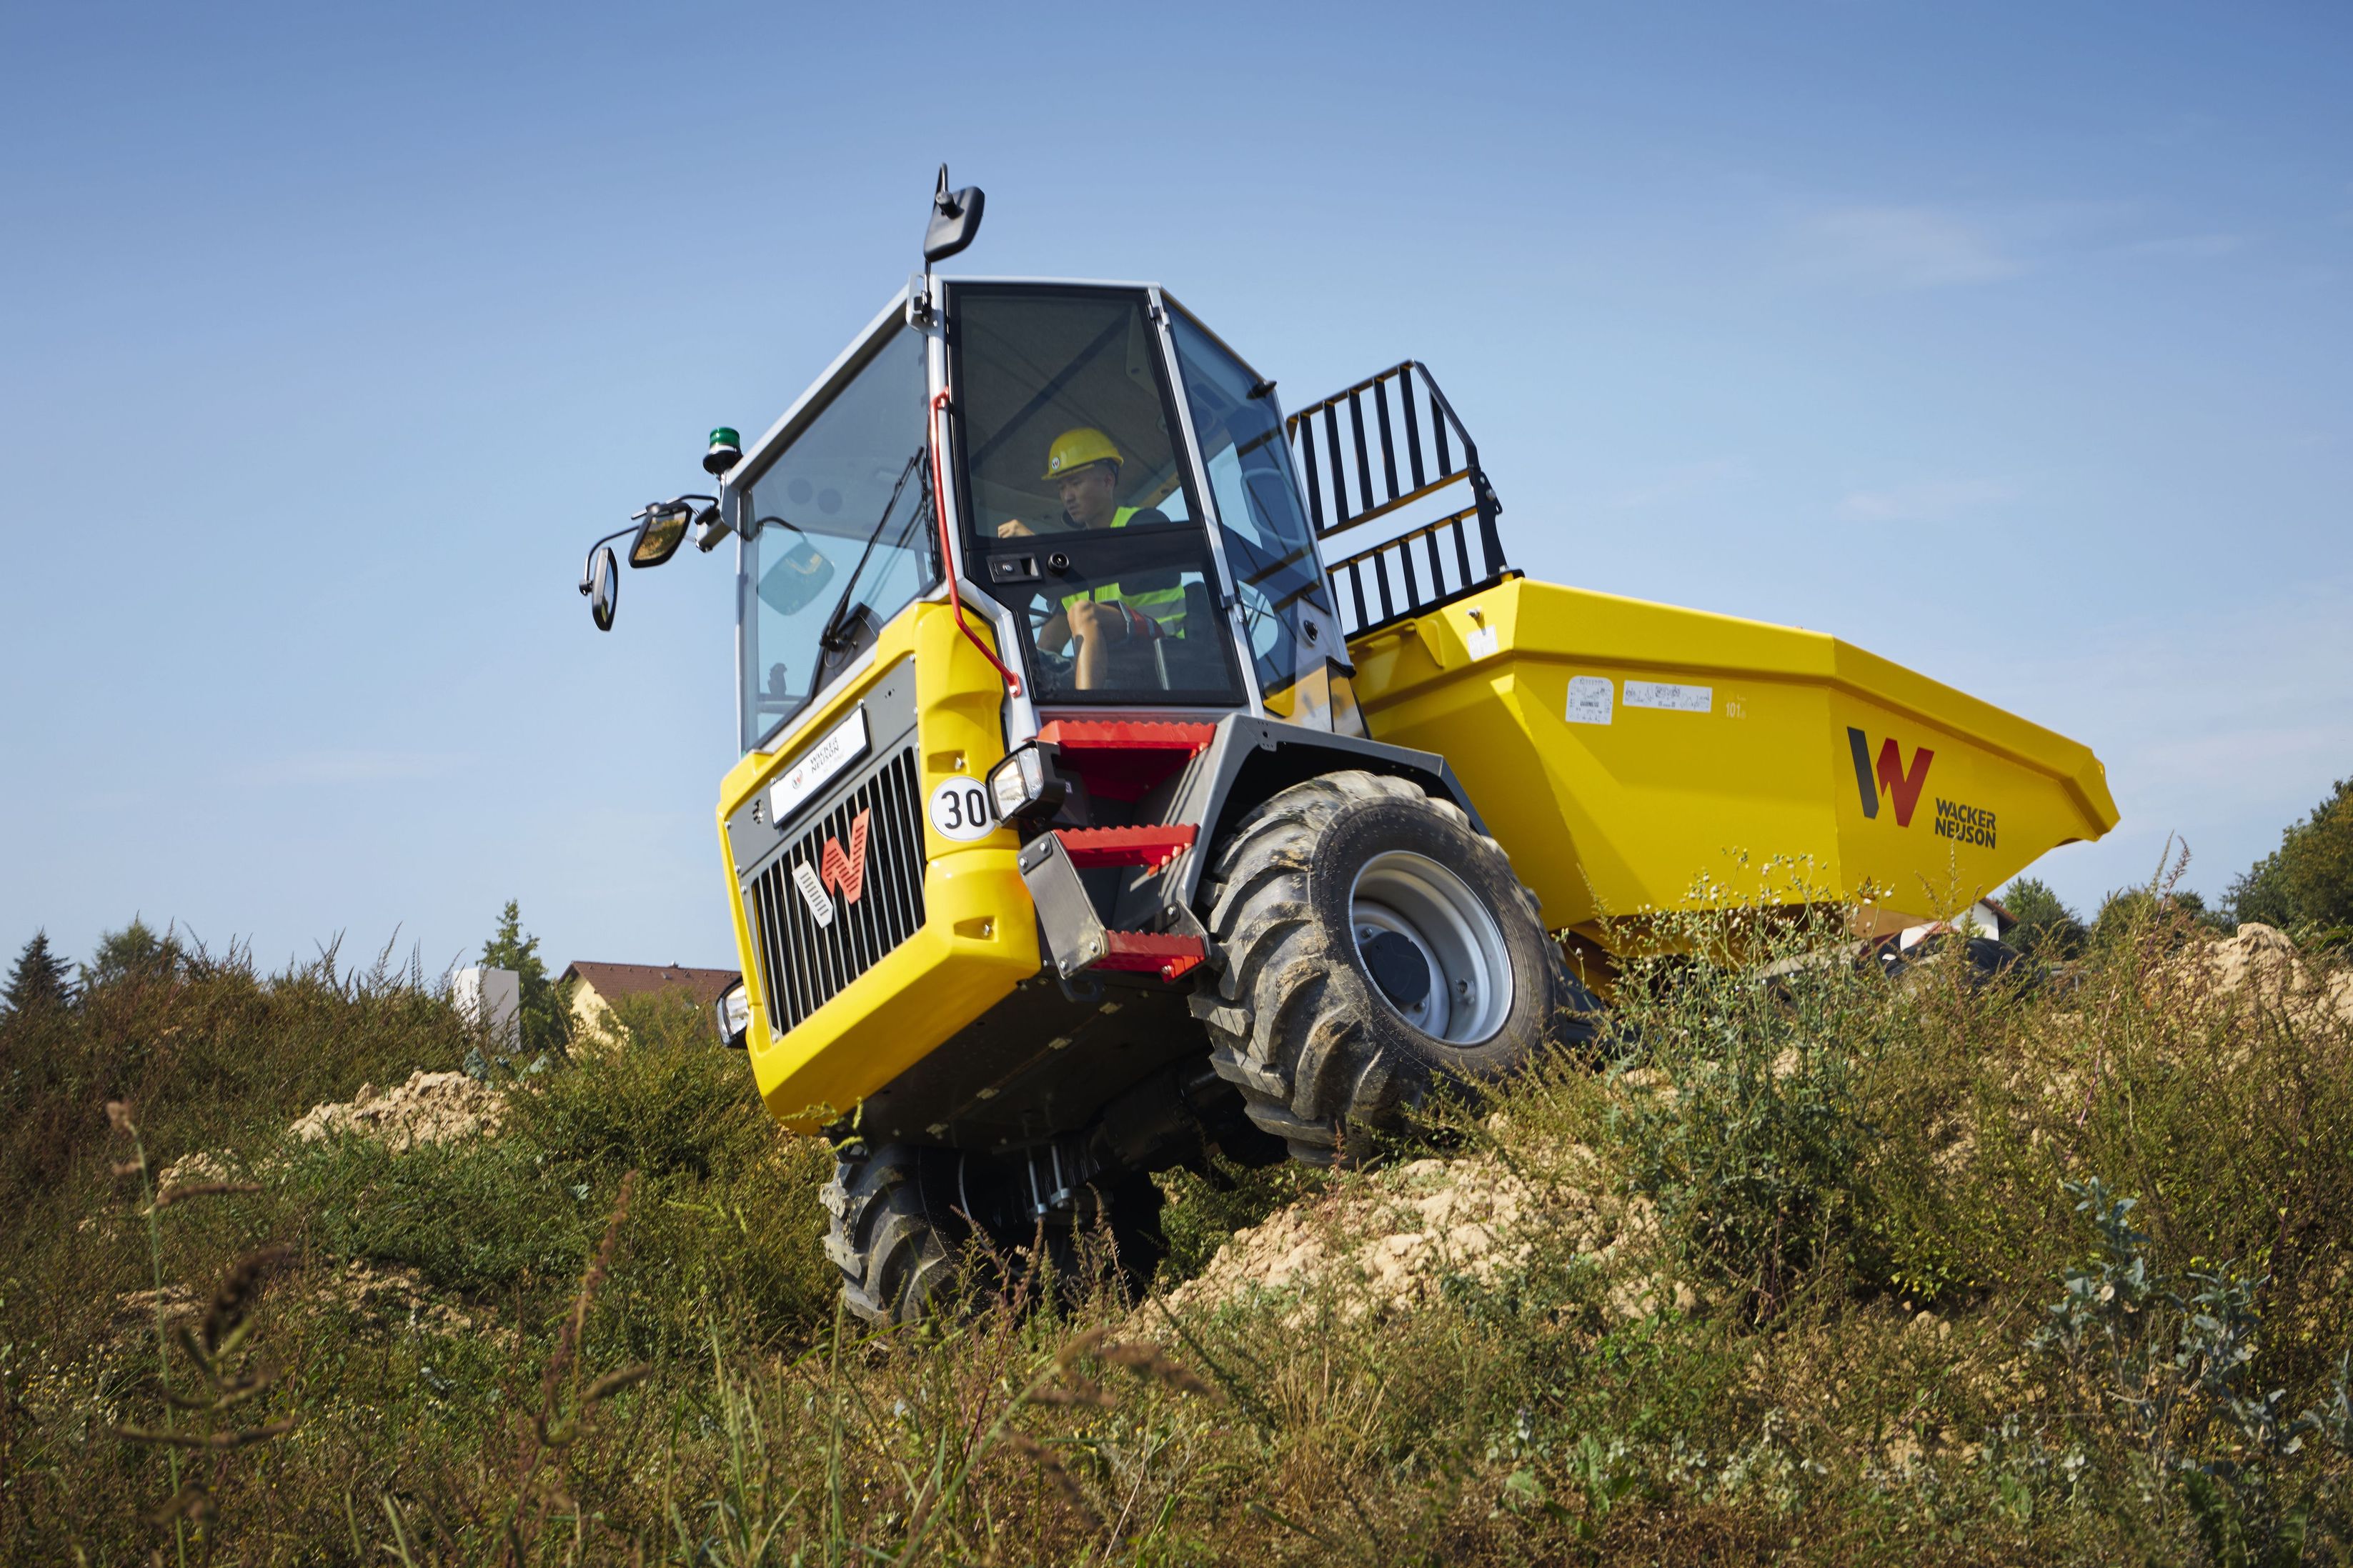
xmin=743 ymin=746 xmax=927 ymax=1037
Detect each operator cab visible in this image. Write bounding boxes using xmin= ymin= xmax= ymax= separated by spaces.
xmin=951 ymin=282 xmax=1338 ymax=719
xmin=720 ymin=278 xmax=1351 ymax=756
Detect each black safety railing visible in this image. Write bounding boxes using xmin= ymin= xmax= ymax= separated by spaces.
xmin=1326 ymin=503 xmax=1510 ymax=641
xmin=1285 ymin=360 xmax=1513 ymax=638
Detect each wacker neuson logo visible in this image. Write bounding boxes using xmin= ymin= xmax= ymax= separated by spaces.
xmin=1932 ymin=797 xmax=1998 ymax=849
xmin=1847 ymin=728 xmax=1996 ymax=847
xmin=1847 ymin=728 xmax=1934 ymax=827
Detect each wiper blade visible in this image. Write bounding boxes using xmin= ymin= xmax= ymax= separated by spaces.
xmin=817 ymin=448 xmax=927 ymax=652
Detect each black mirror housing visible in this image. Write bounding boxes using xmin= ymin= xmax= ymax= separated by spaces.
xmin=630 ymin=505 xmax=691 ymax=568
xmin=923 ymin=164 xmax=985 ymax=264
xmin=586 ymin=545 xmax=619 ymax=631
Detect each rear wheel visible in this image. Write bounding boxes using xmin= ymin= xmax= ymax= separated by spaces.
xmin=1191 ymin=769 xmax=1596 ymax=1163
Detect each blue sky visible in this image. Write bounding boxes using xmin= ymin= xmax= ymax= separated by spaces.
xmin=4 ymin=1 xmax=2347 ymax=977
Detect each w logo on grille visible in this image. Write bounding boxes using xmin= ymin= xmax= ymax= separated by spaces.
xmin=822 ymin=810 xmax=871 ymax=904
xmin=790 ymin=809 xmax=872 ymax=927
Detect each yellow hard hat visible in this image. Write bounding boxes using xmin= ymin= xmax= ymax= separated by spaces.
xmin=1041 ymin=427 xmax=1123 ymax=481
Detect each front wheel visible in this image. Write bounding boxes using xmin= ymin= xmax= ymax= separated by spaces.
xmin=1190 ymin=770 xmax=1596 ymax=1163
xmin=822 ymin=1142 xmax=1169 ymax=1327
xmin=822 ymin=1142 xmax=967 ymax=1327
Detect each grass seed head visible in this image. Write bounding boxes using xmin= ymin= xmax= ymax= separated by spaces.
xmin=1100 ymin=1341 xmax=1215 ymax=1398
xmin=203 ymin=1244 xmax=293 ymax=1353
xmin=1054 ymin=1324 xmax=1112 ymax=1369
xmin=156 ymin=1180 xmax=263 ymax=1209
xmin=1003 ymin=1429 xmax=1102 ymax=1528
xmin=1026 ymin=1379 xmax=1115 ymax=1409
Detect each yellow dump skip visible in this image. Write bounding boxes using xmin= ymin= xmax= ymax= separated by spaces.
xmin=1347 ymin=579 xmax=2118 ymax=938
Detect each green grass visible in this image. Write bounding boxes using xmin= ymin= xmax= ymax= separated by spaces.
xmin=2 ymin=906 xmax=2349 ymax=1564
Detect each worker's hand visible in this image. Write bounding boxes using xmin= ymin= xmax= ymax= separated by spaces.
xmin=996 ymin=519 xmax=1035 ymax=538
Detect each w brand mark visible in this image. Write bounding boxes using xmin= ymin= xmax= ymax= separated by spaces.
xmin=790 ymin=809 xmax=872 ymax=929
xmin=1848 ymin=728 xmax=1934 ymax=828
xmin=820 ymin=809 xmax=872 ymax=906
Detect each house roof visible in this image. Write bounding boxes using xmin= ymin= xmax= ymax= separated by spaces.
xmin=560 ymin=961 xmax=740 ymax=1008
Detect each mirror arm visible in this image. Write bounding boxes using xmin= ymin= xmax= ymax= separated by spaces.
xmin=632 ymin=494 xmax=715 ymax=524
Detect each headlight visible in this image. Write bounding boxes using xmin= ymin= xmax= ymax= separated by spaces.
xmin=985 ymin=741 xmax=1067 ymax=829
xmin=712 ymin=978 xmax=751 ymax=1050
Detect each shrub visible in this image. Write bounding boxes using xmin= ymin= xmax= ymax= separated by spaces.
xmin=1605 ymin=901 xmax=1889 ymax=1316
xmin=2001 ymin=876 xmax=2087 ymax=959
xmin=2231 ymin=778 xmax=2353 ymax=944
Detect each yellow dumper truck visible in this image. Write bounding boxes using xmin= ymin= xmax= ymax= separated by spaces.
xmin=580 ymin=173 xmax=2117 ymax=1323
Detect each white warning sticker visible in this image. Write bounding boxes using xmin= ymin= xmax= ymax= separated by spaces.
xmin=1565 ymin=675 xmax=1614 ymax=725
xmin=790 ymin=860 xmax=835 ymax=927
xmin=1624 ymin=680 xmax=1713 ymax=713
xmin=1466 ymin=624 xmax=1500 ymax=661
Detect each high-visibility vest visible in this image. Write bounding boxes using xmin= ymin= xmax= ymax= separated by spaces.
xmin=1060 ymin=506 xmax=1189 ymax=633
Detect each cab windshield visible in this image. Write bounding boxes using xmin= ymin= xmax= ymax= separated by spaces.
xmin=950 ymin=285 xmax=1244 ymax=707
xmin=737 ymin=326 xmax=935 ymax=750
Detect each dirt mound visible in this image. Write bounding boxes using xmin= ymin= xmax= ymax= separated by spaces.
xmin=2169 ymin=923 xmax=2353 ymax=1027
xmin=114 ymin=1283 xmax=201 ymax=1332
xmin=1166 ymin=1147 xmax=1673 ymax=1322
xmin=319 ymin=1257 xmax=502 ymax=1340
xmin=157 ymin=1149 xmax=239 ymax=1189
xmin=289 ymin=1069 xmax=501 ymax=1152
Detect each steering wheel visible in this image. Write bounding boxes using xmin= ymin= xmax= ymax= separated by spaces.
xmin=1015 ymin=599 xmax=1076 ymax=687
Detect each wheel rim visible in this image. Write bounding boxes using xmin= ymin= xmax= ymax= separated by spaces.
xmin=1348 ymin=849 xmax=1514 ymax=1043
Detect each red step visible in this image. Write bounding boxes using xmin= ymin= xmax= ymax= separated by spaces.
xmin=1054 ymin=824 xmax=1197 ymax=872
xmin=1093 ymin=930 xmax=1208 ymax=983
xmin=1038 ymin=719 xmax=1217 ymax=753
xmin=1036 ymin=719 xmax=1215 ymax=802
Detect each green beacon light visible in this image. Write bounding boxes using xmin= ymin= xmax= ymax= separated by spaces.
xmin=702 ymin=426 xmax=742 ymax=476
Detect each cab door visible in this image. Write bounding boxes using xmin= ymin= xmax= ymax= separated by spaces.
xmin=945 ymin=284 xmax=1250 ymax=712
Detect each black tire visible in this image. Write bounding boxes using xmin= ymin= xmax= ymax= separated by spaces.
xmin=1190 ymin=769 xmax=1597 ymax=1164
xmin=822 ymin=1143 xmax=1169 ymax=1327
xmin=822 ymin=1142 xmax=966 ymax=1327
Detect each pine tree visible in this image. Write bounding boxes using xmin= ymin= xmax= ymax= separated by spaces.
xmin=480 ymin=900 xmax=564 ymax=1054
xmin=2 ymin=931 xmax=74 ymax=1019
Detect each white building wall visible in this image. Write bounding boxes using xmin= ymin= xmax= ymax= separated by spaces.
xmin=451 ymin=965 xmax=522 ymax=1049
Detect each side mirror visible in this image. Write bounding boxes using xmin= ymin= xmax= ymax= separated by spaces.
xmin=923 ymin=164 xmax=985 ymax=264
xmin=630 ymin=504 xmax=691 ymax=568
xmin=584 ymin=544 xmax=619 ymax=631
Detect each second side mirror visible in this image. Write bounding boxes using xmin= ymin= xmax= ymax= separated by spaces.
xmin=585 ymin=545 xmax=619 ymax=631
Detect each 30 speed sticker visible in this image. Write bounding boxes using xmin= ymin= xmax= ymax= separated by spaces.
xmin=927 ymin=776 xmax=995 ymax=842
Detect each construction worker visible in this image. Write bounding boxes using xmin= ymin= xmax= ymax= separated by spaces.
xmin=998 ymin=427 xmax=1186 ymax=689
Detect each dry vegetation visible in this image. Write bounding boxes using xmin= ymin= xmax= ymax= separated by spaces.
xmin=2 ymin=900 xmax=2350 ymax=1565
